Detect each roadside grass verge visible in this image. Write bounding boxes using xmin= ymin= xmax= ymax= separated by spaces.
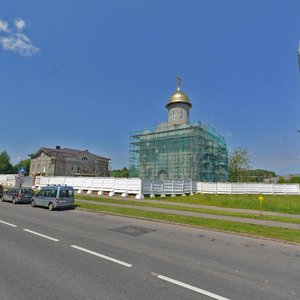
xmin=75 ymin=202 xmax=300 ymax=243
xmin=76 ymin=196 xmax=300 ymax=224
xmin=147 ymin=194 xmax=300 ymax=214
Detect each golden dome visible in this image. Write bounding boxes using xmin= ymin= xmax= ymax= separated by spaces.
xmin=165 ymin=74 xmax=192 ymax=108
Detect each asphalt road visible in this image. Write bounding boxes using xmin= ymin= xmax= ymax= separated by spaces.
xmin=0 ymin=202 xmax=299 ymax=300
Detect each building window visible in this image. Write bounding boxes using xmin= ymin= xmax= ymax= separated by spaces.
xmin=172 ymin=110 xmax=175 ymax=120
xmin=78 ymin=166 xmax=81 ymax=173
xmin=43 ymin=166 xmax=46 ymax=173
xmin=180 ymin=109 xmax=183 ymax=119
xmin=82 ymin=157 xmax=88 ymax=161
xmin=71 ymin=166 xmax=74 ymax=171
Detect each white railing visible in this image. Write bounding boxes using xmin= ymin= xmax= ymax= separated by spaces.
xmin=0 ymin=174 xmax=18 ymax=186
xmin=29 ymin=176 xmax=300 ymax=197
xmin=194 ymin=182 xmax=300 ymax=195
xmin=34 ymin=176 xmax=143 ymax=199
xmin=141 ymin=179 xmax=193 ymax=196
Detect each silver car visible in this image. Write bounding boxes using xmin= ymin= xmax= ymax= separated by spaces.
xmin=2 ymin=188 xmax=34 ymax=204
xmin=31 ymin=185 xmax=75 ymax=211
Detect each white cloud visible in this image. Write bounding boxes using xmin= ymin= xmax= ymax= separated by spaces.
xmin=0 ymin=19 xmax=9 ymax=32
xmin=0 ymin=33 xmax=40 ymax=57
xmin=0 ymin=18 xmax=40 ymax=57
xmin=14 ymin=18 xmax=26 ymax=31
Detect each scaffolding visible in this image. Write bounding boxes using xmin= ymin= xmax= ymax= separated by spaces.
xmin=129 ymin=122 xmax=228 ymax=182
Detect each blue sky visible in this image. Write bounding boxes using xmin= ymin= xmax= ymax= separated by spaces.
xmin=1 ymin=0 xmax=300 ymax=175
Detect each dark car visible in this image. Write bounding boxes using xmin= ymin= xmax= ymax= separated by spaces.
xmin=0 ymin=184 xmax=3 ymax=199
xmin=2 ymin=187 xmax=34 ymax=204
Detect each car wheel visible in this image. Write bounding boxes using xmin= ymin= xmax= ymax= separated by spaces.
xmin=48 ymin=202 xmax=54 ymax=211
xmin=12 ymin=198 xmax=16 ymax=204
xmin=31 ymin=200 xmax=36 ymax=207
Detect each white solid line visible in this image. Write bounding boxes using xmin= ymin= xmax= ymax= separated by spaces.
xmin=71 ymin=245 xmax=132 ymax=268
xmin=23 ymin=229 xmax=60 ymax=242
xmin=0 ymin=220 xmax=17 ymax=227
xmin=157 ymin=274 xmax=231 ymax=300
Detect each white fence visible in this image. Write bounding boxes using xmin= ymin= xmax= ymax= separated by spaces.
xmin=31 ymin=176 xmax=300 ymax=197
xmin=141 ymin=179 xmax=193 ymax=196
xmin=194 ymin=182 xmax=300 ymax=195
xmin=0 ymin=175 xmax=33 ymax=188
xmin=0 ymin=174 xmax=17 ymax=186
xmin=35 ymin=176 xmax=143 ymax=199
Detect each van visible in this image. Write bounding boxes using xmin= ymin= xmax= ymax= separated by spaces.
xmin=31 ymin=185 xmax=74 ymax=211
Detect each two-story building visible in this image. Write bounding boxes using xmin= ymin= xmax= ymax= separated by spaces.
xmin=29 ymin=146 xmax=110 ymax=177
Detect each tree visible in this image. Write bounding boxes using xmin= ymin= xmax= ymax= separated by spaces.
xmin=277 ymin=176 xmax=286 ymax=184
xmin=13 ymin=159 xmax=31 ymax=176
xmin=290 ymin=176 xmax=300 ymax=184
xmin=228 ymin=146 xmax=251 ymax=182
xmin=0 ymin=151 xmax=14 ymax=174
xmin=110 ymin=167 xmax=129 ymax=178
xmin=247 ymin=169 xmax=276 ymax=182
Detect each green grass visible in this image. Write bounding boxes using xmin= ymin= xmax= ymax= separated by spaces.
xmin=75 ymin=202 xmax=300 ymax=243
xmin=148 ymin=194 xmax=300 ymax=214
xmin=75 ymin=196 xmax=300 ymax=225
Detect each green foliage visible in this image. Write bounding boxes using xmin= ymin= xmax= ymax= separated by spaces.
xmin=13 ymin=159 xmax=31 ymax=176
xmin=0 ymin=150 xmax=31 ymax=175
xmin=0 ymin=151 xmax=14 ymax=174
xmin=289 ymin=176 xmax=300 ymax=184
xmin=110 ymin=167 xmax=129 ymax=178
xmin=247 ymin=169 xmax=276 ymax=182
xmin=277 ymin=177 xmax=286 ymax=183
xmin=228 ymin=146 xmax=251 ymax=182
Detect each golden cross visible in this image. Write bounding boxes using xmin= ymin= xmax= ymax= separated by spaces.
xmin=177 ymin=73 xmax=182 ymax=90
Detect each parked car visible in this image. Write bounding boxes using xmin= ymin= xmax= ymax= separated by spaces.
xmin=31 ymin=185 xmax=75 ymax=211
xmin=0 ymin=184 xmax=3 ymax=199
xmin=1 ymin=187 xmax=34 ymax=204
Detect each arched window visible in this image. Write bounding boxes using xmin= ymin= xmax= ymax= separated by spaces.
xmin=82 ymin=157 xmax=88 ymax=161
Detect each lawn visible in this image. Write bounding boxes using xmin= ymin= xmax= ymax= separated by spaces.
xmin=154 ymin=193 xmax=300 ymax=214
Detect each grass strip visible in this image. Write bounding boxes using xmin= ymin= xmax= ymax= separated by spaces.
xmin=153 ymin=194 xmax=300 ymax=214
xmin=75 ymin=202 xmax=300 ymax=243
xmin=76 ymin=196 xmax=300 ymax=225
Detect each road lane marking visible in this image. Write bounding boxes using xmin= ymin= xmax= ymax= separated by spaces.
xmin=71 ymin=245 xmax=132 ymax=268
xmin=156 ymin=274 xmax=231 ymax=300
xmin=0 ymin=220 xmax=17 ymax=227
xmin=23 ymin=229 xmax=60 ymax=242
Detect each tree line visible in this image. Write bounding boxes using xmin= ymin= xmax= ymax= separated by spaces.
xmin=0 ymin=151 xmax=30 ymax=175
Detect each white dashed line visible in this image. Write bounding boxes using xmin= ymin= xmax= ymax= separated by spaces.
xmin=71 ymin=245 xmax=132 ymax=268
xmin=23 ymin=229 xmax=60 ymax=242
xmin=156 ymin=274 xmax=231 ymax=300
xmin=0 ymin=220 xmax=17 ymax=227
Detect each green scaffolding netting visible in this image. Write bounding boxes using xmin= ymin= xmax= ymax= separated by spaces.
xmin=129 ymin=122 xmax=228 ymax=182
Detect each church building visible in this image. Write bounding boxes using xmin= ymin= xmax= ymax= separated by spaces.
xmin=129 ymin=76 xmax=228 ymax=182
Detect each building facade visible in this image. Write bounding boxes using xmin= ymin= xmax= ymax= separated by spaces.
xmin=129 ymin=76 xmax=228 ymax=182
xmin=29 ymin=146 xmax=110 ymax=177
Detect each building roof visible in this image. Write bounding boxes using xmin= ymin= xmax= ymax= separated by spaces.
xmin=29 ymin=146 xmax=110 ymax=161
